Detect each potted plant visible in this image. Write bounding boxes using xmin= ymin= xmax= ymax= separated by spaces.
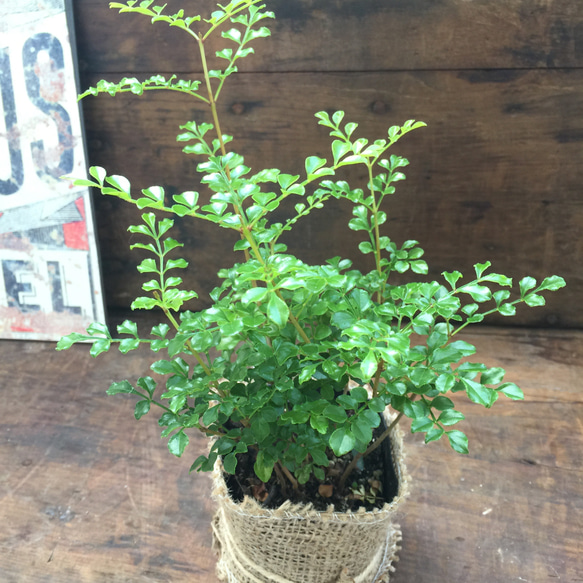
xmin=57 ymin=1 xmax=565 ymax=581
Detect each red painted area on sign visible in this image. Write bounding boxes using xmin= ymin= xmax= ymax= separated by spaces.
xmin=11 ymin=324 xmax=35 ymax=332
xmin=63 ymin=197 xmax=89 ymax=250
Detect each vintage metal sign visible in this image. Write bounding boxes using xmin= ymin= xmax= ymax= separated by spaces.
xmin=0 ymin=0 xmax=105 ymax=340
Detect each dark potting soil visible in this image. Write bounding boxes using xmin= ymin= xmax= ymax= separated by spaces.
xmin=225 ymin=420 xmax=400 ymax=512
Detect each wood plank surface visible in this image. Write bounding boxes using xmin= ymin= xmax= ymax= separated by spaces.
xmin=81 ymin=69 xmax=580 ymax=325
xmin=1 ymin=327 xmax=582 ymax=582
xmin=72 ymin=0 xmax=583 ymax=73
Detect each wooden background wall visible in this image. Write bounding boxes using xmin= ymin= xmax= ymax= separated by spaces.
xmin=72 ymin=0 xmax=582 ymax=327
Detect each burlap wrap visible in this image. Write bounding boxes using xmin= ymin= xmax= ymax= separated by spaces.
xmin=212 ymin=412 xmax=410 ymax=583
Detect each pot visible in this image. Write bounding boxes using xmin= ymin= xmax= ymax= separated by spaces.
xmin=212 ymin=412 xmax=410 ymax=583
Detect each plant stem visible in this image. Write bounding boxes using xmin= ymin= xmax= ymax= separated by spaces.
xmin=371 ymin=360 xmax=385 ymax=399
xmin=197 ymin=10 xmax=310 ymax=347
xmin=273 ymin=463 xmax=289 ymax=497
xmin=198 ymin=33 xmax=313 ymax=346
xmin=368 ymin=164 xmax=383 ymax=277
xmin=278 ymin=462 xmax=299 ymax=491
xmin=198 ymin=38 xmax=228 ymax=158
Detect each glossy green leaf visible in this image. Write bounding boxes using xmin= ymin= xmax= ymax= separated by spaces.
xmin=352 ymin=415 xmax=373 ymax=444
xmin=411 ymin=260 xmax=428 ymax=274
xmin=89 ymin=166 xmax=106 ymax=185
xmin=107 ymin=380 xmax=138 ymax=395
xmin=305 ymin=156 xmax=328 ymax=176
xmin=519 ymin=276 xmax=537 ymax=296
xmin=424 ymin=426 xmax=445 ymax=444
xmin=329 ymin=426 xmax=355 ymax=456
xmin=87 ymin=322 xmax=111 ymax=337
xmin=537 ymin=276 xmax=566 ymax=292
xmin=137 ymin=376 xmax=156 ymax=398
xmin=331 ymin=312 xmax=356 ymax=330
xmin=242 ymin=287 xmax=268 ymax=304
xmin=481 ymin=367 xmax=505 ymax=385
xmin=134 ymin=400 xmax=151 ymax=420
xmin=360 ymin=351 xmax=378 ymax=379
xmin=498 ymin=382 xmax=524 ymax=400
xmin=438 ymin=409 xmax=465 ymax=426
xmin=119 ymin=338 xmax=140 ymax=353
xmin=322 ymin=405 xmax=347 ymax=423
xmin=474 ymin=261 xmax=491 ymax=278
xmin=463 ymin=378 xmax=497 ymax=408
xmin=498 ymin=303 xmax=517 ymax=316
xmin=442 ymin=270 xmax=462 ymax=289
xmin=168 ymin=430 xmax=189 ymax=457
xmin=459 ymin=283 xmax=492 ymax=303
xmin=56 ymin=333 xmax=88 ymax=350
xmin=310 ymin=415 xmax=329 ymax=434
xmin=350 ymin=386 xmax=369 ymax=403
xmin=267 ymin=293 xmax=289 ymax=328
xmin=90 ymin=338 xmax=111 ymax=357
xmin=447 ymin=430 xmax=469 ymax=454
xmin=524 ymin=293 xmax=545 ymax=307
xmin=431 ymin=396 xmax=454 ymax=411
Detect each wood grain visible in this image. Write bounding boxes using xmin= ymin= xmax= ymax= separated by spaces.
xmin=0 ymin=328 xmax=581 ymax=581
xmin=82 ymin=69 xmax=579 ymax=325
xmin=0 ymin=341 xmax=216 ymax=583
xmin=72 ymin=0 xmax=583 ymax=74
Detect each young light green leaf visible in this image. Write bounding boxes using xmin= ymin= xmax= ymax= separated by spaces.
xmin=537 ymin=276 xmax=566 ymax=292
xmin=498 ymin=303 xmax=517 ymax=316
xmin=359 ymin=350 xmax=378 ymax=380
xmin=117 ymin=320 xmax=138 ymax=336
xmin=90 ymin=338 xmax=111 ymax=357
xmin=459 ymin=283 xmax=492 ymax=303
xmin=56 ymin=332 xmax=88 ymax=350
xmin=498 ymin=382 xmax=524 ymax=400
xmin=524 ymin=293 xmax=545 ymax=307
xmin=266 ymin=293 xmax=289 ymax=328
xmin=305 ymin=156 xmax=328 ymax=176
xmin=519 ymin=276 xmax=537 ymax=296
xmin=89 ymin=166 xmax=107 ymax=185
xmin=474 ymin=261 xmax=491 ymax=278
xmin=119 ymin=338 xmax=140 ymax=353
xmin=240 ymin=286 xmax=266 ymax=305
xmin=481 ymin=273 xmax=512 ymax=286
xmin=332 ymin=140 xmax=351 ymax=164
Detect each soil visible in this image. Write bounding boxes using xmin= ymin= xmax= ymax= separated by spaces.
xmin=225 ymin=420 xmax=400 ymax=512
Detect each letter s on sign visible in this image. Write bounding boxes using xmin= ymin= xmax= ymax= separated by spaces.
xmin=22 ymin=33 xmax=73 ymax=180
xmin=0 ymin=48 xmax=24 ymax=196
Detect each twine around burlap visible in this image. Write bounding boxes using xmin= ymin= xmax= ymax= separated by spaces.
xmin=212 ymin=412 xmax=410 ymax=583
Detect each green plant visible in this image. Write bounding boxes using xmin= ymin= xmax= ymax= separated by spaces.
xmin=57 ymin=0 xmax=565 ymax=499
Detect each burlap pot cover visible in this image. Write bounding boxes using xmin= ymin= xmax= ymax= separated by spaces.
xmin=211 ymin=412 xmax=410 ymax=583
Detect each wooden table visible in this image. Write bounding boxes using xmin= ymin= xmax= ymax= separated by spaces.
xmin=1 ymin=327 xmax=581 ymax=582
